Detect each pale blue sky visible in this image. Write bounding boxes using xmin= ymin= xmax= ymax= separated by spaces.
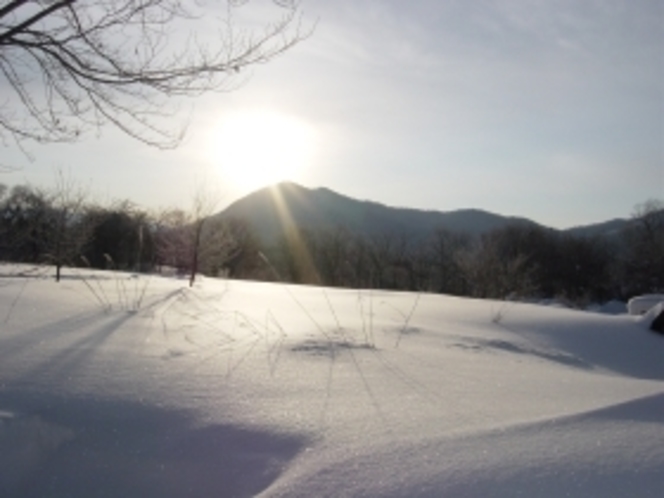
xmin=3 ymin=0 xmax=663 ymax=228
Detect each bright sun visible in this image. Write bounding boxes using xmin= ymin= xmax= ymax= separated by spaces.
xmin=209 ymin=110 xmax=315 ymax=192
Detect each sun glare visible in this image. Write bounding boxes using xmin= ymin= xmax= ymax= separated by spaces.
xmin=209 ymin=111 xmax=315 ymax=192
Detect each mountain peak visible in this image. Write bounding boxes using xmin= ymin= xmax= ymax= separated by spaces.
xmin=221 ymin=183 xmax=628 ymax=245
xmin=221 ymin=183 xmax=542 ymax=245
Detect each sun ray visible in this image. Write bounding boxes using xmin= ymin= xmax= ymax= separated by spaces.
xmin=269 ymin=184 xmax=321 ymax=284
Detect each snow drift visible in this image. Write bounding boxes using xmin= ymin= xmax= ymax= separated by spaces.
xmin=0 ymin=264 xmax=662 ymax=497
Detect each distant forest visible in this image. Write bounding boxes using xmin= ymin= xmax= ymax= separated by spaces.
xmin=0 ymin=180 xmax=661 ymax=305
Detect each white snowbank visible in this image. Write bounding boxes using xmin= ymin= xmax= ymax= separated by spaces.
xmin=628 ymin=294 xmax=664 ymax=315
xmin=0 ymin=264 xmax=662 ymax=497
xmin=636 ymin=301 xmax=664 ymax=329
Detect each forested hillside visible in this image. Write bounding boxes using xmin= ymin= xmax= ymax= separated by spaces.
xmin=0 ymin=181 xmax=661 ymax=304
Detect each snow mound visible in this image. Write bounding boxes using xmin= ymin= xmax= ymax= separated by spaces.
xmin=628 ymin=294 xmax=664 ymax=315
xmin=636 ymin=301 xmax=664 ymax=332
xmin=0 ymin=394 xmax=307 ymax=498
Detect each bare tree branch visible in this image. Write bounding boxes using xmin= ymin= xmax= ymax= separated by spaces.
xmin=0 ymin=1 xmax=31 ymax=22
xmin=0 ymin=0 xmax=311 ymax=150
xmin=0 ymin=0 xmax=75 ymax=44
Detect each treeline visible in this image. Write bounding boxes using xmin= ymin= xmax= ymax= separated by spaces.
xmin=264 ymin=200 xmax=663 ymax=304
xmin=0 ymin=180 xmax=661 ymax=304
xmin=0 ymin=181 xmax=263 ymax=285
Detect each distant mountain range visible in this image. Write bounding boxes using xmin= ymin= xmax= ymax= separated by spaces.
xmin=219 ymin=182 xmax=630 ymax=246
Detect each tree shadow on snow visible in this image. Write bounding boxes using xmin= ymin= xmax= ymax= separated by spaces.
xmin=291 ymin=338 xmax=375 ymax=358
xmin=494 ymin=318 xmax=664 ymax=381
xmin=0 ymin=391 xmax=308 ymax=498
xmin=451 ymin=338 xmax=593 ymax=370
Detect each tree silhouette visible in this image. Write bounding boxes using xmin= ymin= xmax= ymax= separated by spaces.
xmin=0 ymin=0 xmax=308 ymax=150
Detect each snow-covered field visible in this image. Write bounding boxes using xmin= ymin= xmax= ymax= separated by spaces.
xmin=1 ymin=264 xmax=662 ymax=497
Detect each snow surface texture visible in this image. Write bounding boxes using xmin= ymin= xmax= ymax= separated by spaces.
xmin=0 ymin=264 xmax=662 ymax=498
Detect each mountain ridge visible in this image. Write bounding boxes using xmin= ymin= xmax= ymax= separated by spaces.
xmin=219 ymin=182 xmax=629 ymax=245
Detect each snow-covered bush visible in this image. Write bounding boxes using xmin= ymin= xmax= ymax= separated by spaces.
xmin=627 ymin=294 xmax=664 ymax=315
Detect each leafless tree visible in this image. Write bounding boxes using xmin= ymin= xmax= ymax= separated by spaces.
xmin=427 ymin=228 xmax=470 ymax=295
xmin=43 ymin=169 xmax=90 ymax=281
xmin=218 ymin=216 xmax=264 ymax=279
xmin=0 ymin=0 xmax=309 ymax=152
xmin=188 ymin=184 xmax=219 ymax=287
xmin=621 ymin=199 xmax=664 ymax=294
xmin=346 ymin=233 xmax=370 ymax=287
xmin=152 ymin=193 xmax=234 ymax=286
xmin=366 ymin=232 xmax=395 ymax=289
xmin=152 ymin=207 xmax=191 ymax=273
xmin=313 ymin=226 xmax=352 ymax=287
xmin=274 ymin=225 xmax=320 ymax=284
xmin=158 ymin=182 xmax=239 ymax=287
xmin=0 ymin=174 xmax=91 ymax=278
xmin=0 ymin=182 xmax=51 ymax=261
xmin=458 ymin=234 xmax=537 ymax=300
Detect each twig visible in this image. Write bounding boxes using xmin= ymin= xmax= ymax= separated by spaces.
xmin=395 ymin=293 xmax=421 ymax=348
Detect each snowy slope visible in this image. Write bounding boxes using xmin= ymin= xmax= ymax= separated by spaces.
xmin=1 ymin=264 xmax=662 ymax=497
